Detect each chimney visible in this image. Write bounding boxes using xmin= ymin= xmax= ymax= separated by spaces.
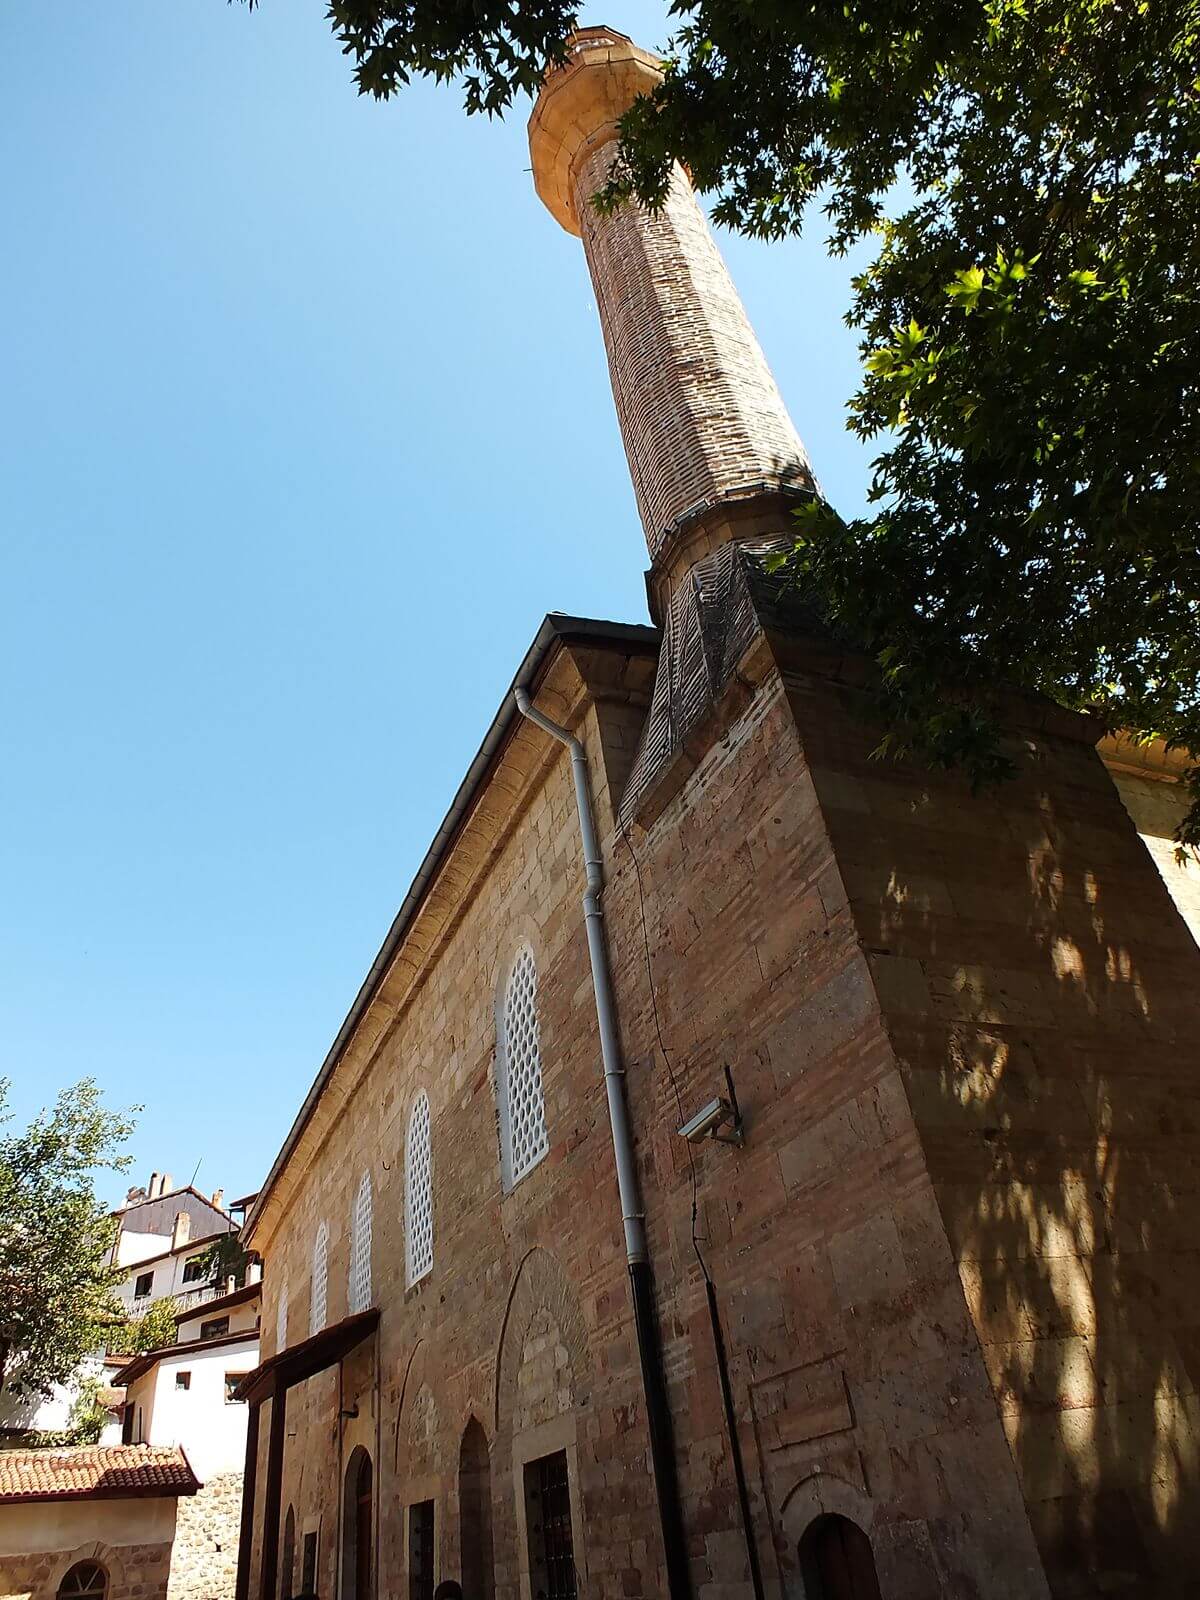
xmin=211 ymin=1188 xmax=224 ymax=1210
xmin=529 ymin=30 xmax=820 ymax=821
xmin=148 ymin=1171 xmax=160 ymax=1198
xmin=172 ymin=1211 xmax=191 ymax=1250
xmin=161 ymin=1173 xmax=173 ymax=1195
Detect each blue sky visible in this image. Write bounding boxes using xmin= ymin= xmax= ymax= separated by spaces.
xmin=1 ymin=1 xmax=876 ymax=1210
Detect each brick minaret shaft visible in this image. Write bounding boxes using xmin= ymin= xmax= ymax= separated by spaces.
xmin=528 ymin=28 xmax=817 ymax=591
xmin=529 ymin=28 xmax=820 ymax=822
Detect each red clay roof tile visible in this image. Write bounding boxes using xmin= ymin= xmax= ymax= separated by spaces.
xmin=0 ymin=1445 xmax=200 ymax=1502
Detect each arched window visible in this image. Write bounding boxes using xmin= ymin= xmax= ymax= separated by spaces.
xmin=349 ymin=1174 xmax=373 ymax=1314
xmin=281 ymin=1505 xmax=296 ymax=1600
xmin=799 ymin=1514 xmax=882 ymax=1600
xmin=340 ymin=1447 xmax=373 ymax=1600
xmin=496 ymin=944 xmax=548 ymax=1188
xmin=58 ymin=1565 xmax=107 ymax=1600
xmin=276 ymin=1282 xmax=289 ymax=1354
xmin=405 ymin=1093 xmax=433 ymax=1286
xmin=310 ymin=1221 xmax=329 ymax=1335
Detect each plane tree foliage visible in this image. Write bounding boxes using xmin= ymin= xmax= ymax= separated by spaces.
xmin=262 ymin=0 xmax=1200 ymax=841
xmin=0 ymin=1079 xmax=137 ymax=1399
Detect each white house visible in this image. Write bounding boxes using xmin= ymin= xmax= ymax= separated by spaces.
xmin=0 ymin=1171 xmax=244 ymax=1444
xmin=114 ymin=1285 xmax=261 ymax=1482
xmin=110 ymin=1175 xmax=234 ymax=1271
xmin=110 ymin=1177 xmax=239 ymax=1320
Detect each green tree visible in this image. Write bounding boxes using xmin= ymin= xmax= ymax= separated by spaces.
xmin=129 ymin=1297 xmax=179 ymax=1354
xmin=106 ymin=1296 xmax=180 ymax=1359
xmin=277 ymin=0 xmax=1199 ymax=842
xmin=186 ymin=1230 xmax=253 ymax=1291
xmin=0 ymin=1078 xmax=138 ymax=1399
xmin=66 ymin=1373 xmax=114 ymax=1445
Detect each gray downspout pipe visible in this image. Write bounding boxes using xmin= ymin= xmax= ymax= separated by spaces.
xmin=513 ymin=687 xmax=691 ymax=1599
xmin=514 ymin=687 xmax=646 ymax=1266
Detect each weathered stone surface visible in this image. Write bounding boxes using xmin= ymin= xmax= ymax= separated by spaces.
xmin=0 ymin=1541 xmax=173 ymax=1600
xmin=165 ymin=1475 xmax=242 ymax=1600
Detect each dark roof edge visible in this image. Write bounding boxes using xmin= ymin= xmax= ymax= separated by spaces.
xmin=243 ymin=613 xmax=658 ymax=1246
xmin=112 ymin=1185 xmax=233 ymax=1221
xmin=175 ymin=1280 xmax=261 ymax=1325
xmin=114 ymin=1327 xmax=260 ymax=1387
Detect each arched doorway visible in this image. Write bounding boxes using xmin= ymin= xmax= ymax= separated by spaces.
xmin=57 ymin=1564 xmax=108 ymax=1600
xmin=458 ymin=1416 xmax=494 ymax=1599
xmin=341 ymin=1447 xmax=374 ymax=1600
xmin=281 ymin=1505 xmax=296 ymax=1600
xmin=799 ymin=1514 xmax=882 ymax=1600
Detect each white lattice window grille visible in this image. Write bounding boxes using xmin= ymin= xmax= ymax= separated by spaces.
xmin=276 ymin=1282 xmax=289 ymax=1353
xmin=405 ymin=1093 xmax=433 ymax=1286
xmin=498 ymin=944 xmax=549 ymax=1188
xmin=348 ymin=1173 xmax=373 ymax=1313
xmin=310 ymin=1222 xmax=328 ymax=1336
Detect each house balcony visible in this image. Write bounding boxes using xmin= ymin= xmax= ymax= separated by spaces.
xmin=173 ymin=1282 xmax=228 ymax=1313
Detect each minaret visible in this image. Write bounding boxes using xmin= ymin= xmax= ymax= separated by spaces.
xmin=529 ymin=28 xmax=820 ymax=820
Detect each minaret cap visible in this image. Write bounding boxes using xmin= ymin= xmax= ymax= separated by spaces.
xmin=528 ymin=28 xmax=664 ymax=235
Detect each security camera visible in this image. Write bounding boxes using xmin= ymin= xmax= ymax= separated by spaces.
xmin=677 ymin=1096 xmax=743 ymax=1146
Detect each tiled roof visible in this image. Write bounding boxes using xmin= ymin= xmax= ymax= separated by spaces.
xmin=0 ymin=1445 xmax=200 ymax=1503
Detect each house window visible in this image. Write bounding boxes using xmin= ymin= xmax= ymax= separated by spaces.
xmin=496 ymin=945 xmax=548 ymax=1188
xmin=311 ymin=1221 xmax=329 ymax=1335
xmin=348 ymin=1174 xmax=373 ymax=1314
xmin=175 ymin=1371 xmax=191 ymax=1391
xmin=276 ymin=1282 xmax=289 ymax=1353
xmin=524 ymin=1452 xmax=576 ymax=1600
xmin=407 ymin=1502 xmax=435 ymax=1600
xmin=57 ymin=1563 xmax=107 ymax=1600
xmin=134 ymin=1272 xmax=153 ymax=1298
xmin=224 ymin=1372 xmax=244 ymax=1404
xmin=200 ymin=1315 xmax=230 ymax=1340
xmin=301 ymin=1531 xmax=319 ymax=1595
xmin=181 ymin=1257 xmax=206 ymax=1284
xmin=404 ymin=1093 xmax=433 ymax=1286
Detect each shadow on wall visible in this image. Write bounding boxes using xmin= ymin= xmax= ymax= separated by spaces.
xmin=852 ymin=737 xmax=1200 ymax=1594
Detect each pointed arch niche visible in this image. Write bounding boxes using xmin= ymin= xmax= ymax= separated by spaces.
xmin=495 ymin=1247 xmax=591 ymax=1595
xmin=340 ymin=1447 xmax=373 ymax=1600
xmin=458 ymin=1417 xmax=494 ymax=1600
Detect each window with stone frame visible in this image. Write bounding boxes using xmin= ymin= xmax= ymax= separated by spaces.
xmin=404 ymin=1092 xmax=433 ymax=1287
xmin=348 ymin=1173 xmax=373 ymax=1314
xmin=300 ymin=1530 xmax=319 ymax=1596
xmin=407 ymin=1501 xmax=434 ymax=1600
xmin=310 ymin=1221 xmax=329 ymax=1335
xmin=496 ymin=943 xmax=549 ymax=1189
xmin=57 ymin=1563 xmax=107 ymax=1600
xmin=276 ymin=1281 xmax=289 ymax=1353
xmin=523 ymin=1451 xmax=577 ymax=1600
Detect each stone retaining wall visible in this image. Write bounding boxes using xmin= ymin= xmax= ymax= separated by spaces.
xmin=166 ymin=1476 xmax=242 ymax=1600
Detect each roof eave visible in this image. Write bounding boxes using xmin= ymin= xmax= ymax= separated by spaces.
xmin=242 ymin=613 xmax=658 ymax=1249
